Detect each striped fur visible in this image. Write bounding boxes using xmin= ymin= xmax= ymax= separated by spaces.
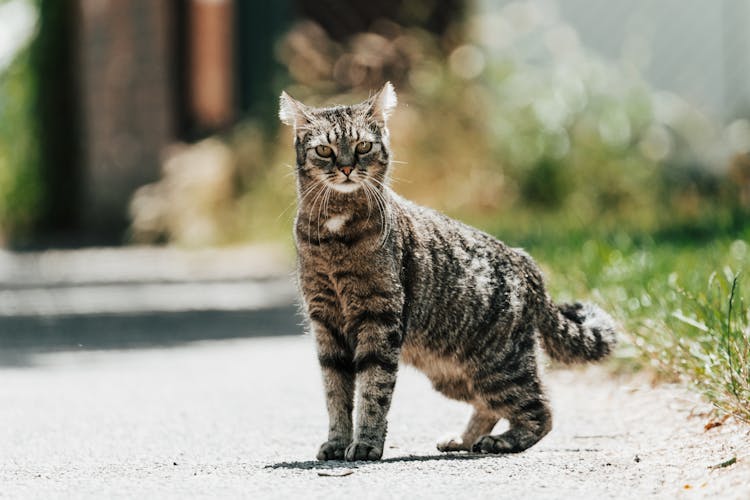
xmin=280 ymin=83 xmax=617 ymax=461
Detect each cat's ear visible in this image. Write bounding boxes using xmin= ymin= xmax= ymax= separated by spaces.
xmin=279 ymin=91 xmax=311 ymax=129
xmin=368 ymin=82 xmax=398 ymax=125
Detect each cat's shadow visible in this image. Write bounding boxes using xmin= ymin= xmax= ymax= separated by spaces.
xmin=266 ymin=452 xmax=491 ymax=470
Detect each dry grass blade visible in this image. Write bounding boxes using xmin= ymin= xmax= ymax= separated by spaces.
xmin=317 ymin=469 xmax=355 ymax=477
xmin=708 ymin=456 xmax=737 ymax=470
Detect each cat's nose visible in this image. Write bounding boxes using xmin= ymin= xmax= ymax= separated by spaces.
xmin=339 ymin=166 xmax=353 ymax=177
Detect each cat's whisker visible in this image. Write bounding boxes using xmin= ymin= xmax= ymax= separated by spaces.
xmin=368 ymin=175 xmax=403 ymax=197
xmin=364 ymin=179 xmax=389 ymax=247
xmin=362 ymin=179 xmax=380 ymax=229
xmin=384 ymin=160 xmax=412 ymax=185
xmin=323 ymin=183 xmax=332 ymax=218
xmin=367 ymin=174 xmax=390 ymax=187
xmin=387 ymin=173 xmax=411 ymax=185
xmin=282 ymin=166 xmax=297 ymax=180
xmin=306 ymin=183 xmax=327 ymax=246
xmin=362 ymin=181 xmax=379 ymax=243
xmin=297 ymin=181 xmax=323 ymax=210
xmin=361 ymin=180 xmax=374 ymax=226
xmin=317 ymin=184 xmax=332 ymax=242
xmin=298 ymin=180 xmax=321 ymax=201
xmin=275 ymin=199 xmax=297 ymax=223
xmin=316 ymin=185 xmax=326 ymax=242
xmin=377 ymin=191 xmax=393 ymax=246
xmin=276 ymin=180 xmax=319 ymax=223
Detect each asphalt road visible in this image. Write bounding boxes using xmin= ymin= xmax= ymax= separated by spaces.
xmin=2 ymin=334 xmax=749 ymax=499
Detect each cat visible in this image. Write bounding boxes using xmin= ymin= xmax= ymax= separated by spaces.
xmin=279 ymin=82 xmax=617 ymax=461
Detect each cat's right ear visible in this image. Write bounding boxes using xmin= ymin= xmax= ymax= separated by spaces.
xmin=279 ymin=91 xmax=310 ymax=130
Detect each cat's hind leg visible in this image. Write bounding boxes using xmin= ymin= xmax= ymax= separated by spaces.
xmin=437 ymin=409 xmax=498 ymax=452
xmin=471 ymin=399 xmax=551 ymax=453
xmin=471 ymin=365 xmax=552 ymax=454
xmin=421 ymin=363 xmax=493 ymax=452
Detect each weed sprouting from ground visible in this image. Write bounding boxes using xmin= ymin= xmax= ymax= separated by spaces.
xmin=661 ymin=272 xmax=750 ymax=422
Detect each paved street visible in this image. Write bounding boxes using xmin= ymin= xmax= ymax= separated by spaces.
xmin=1 ymin=246 xmax=748 ymax=498
xmin=2 ymin=333 xmax=749 ymax=499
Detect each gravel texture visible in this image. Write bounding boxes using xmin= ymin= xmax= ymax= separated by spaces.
xmin=2 ymin=335 xmax=749 ymax=499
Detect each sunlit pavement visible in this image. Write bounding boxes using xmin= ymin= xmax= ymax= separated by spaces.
xmin=0 ymin=335 xmax=604 ymax=498
xmin=2 ymin=248 xmax=749 ymax=498
xmin=4 ymin=335 xmax=750 ymax=499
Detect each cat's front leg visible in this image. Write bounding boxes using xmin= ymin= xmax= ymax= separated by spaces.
xmin=345 ymin=309 xmax=403 ymax=461
xmin=312 ymin=318 xmax=355 ymax=461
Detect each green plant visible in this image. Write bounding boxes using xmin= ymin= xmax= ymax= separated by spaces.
xmin=0 ymin=45 xmax=41 ymax=243
xmin=513 ymin=223 xmax=750 ymax=422
xmin=660 ymin=272 xmax=750 ymax=421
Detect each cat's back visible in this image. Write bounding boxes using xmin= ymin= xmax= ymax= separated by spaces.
xmin=390 ymin=190 xmax=519 ymax=269
xmin=391 ymin=191 xmax=542 ymax=344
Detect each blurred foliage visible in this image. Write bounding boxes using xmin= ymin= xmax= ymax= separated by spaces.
xmin=211 ymin=4 xmax=750 ymax=246
xmin=472 ymin=4 xmax=750 ymax=235
xmin=0 ymin=0 xmax=49 ymax=245
xmin=129 ymin=123 xmax=297 ymax=247
xmin=0 ymin=42 xmax=40 ymax=245
xmin=129 ymin=139 xmax=238 ymax=247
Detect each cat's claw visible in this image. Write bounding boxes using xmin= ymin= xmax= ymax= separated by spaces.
xmin=317 ymin=440 xmax=349 ymax=461
xmin=344 ymin=441 xmax=383 ymax=461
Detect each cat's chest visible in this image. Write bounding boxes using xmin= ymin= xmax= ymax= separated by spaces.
xmin=295 ymin=211 xmax=360 ymax=243
xmin=299 ymin=236 xmax=399 ymax=303
xmin=322 ymin=214 xmax=349 ymax=233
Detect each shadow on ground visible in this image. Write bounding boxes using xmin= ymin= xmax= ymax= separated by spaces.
xmin=266 ymin=453 xmax=492 ymax=470
xmin=0 ymin=305 xmax=302 ymax=367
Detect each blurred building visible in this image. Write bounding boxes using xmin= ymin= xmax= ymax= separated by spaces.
xmin=37 ymin=0 xmax=290 ymax=244
xmin=33 ymin=0 xmax=464 ymax=246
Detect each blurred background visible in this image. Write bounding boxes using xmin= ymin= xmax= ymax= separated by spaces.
xmin=0 ymin=0 xmax=749 ymax=417
xmin=1 ymin=0 xmax=749 ymax=248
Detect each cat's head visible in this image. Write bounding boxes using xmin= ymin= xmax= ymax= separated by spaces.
xmin=279 ymin=82 xmax=397 ymax=194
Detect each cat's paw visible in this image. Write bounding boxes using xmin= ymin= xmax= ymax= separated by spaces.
xmin=471 ymin=435 xmax=515 ymax=454
xmin=437 ymin=436 xmax=470 ymax=452
xmin=344 ymin=440 xmax=383 ymax=461
xmin=316 ymin=440 xmax=349 ymax=461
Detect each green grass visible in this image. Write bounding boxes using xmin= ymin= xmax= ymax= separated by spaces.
xmin=494 ymin=221 xmax=750 ymax=422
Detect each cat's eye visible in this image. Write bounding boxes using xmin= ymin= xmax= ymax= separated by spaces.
xmin=315 ymin=145 xmax=333 ymax=157
xmin=356 ymin=141 xmax=372 ymax=154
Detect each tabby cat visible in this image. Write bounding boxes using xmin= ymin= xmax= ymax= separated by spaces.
xmin=279 ymin=83 xmax=617 ymax=461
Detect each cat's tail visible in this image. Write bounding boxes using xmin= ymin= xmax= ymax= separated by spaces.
xmin=536 ymin=301 xmax=617 ymax=363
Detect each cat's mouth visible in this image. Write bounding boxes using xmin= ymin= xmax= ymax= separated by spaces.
xmin=329 ymin=179 xmax=361 ymax=194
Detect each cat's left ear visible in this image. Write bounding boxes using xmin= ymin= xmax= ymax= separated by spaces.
xmin=279 ymin=91 xmax=311 ymax=130
xmin=367 ymin=82 xmax=398 ymax=125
